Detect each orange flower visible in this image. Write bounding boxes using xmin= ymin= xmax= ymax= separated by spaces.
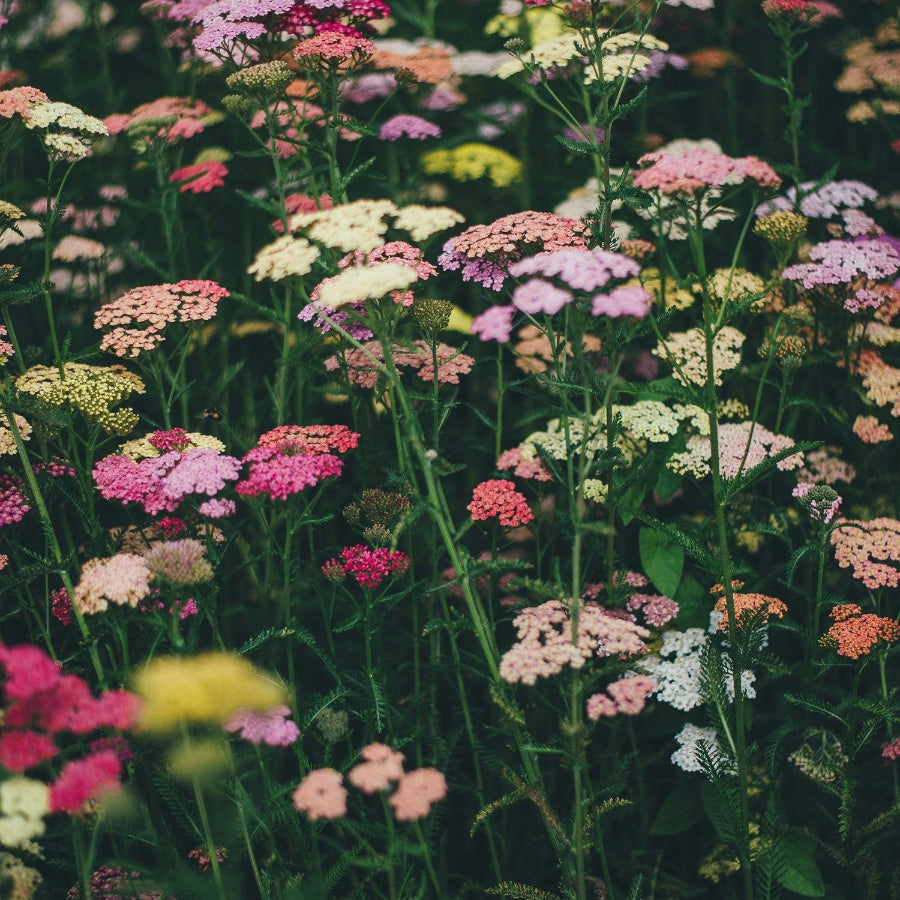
xmin=713 ymin=591 xmax=787 ymax=630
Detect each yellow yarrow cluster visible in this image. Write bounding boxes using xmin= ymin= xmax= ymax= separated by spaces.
xmin=133 ymin=652 xmax=287 ymax=733
xmin=635 ymin=269 xmax=695 ymax=311
xmin=753 ymin=210 xmax=807 ymax=246
xmin=226 ymin=60 xmax=293 ymax=94
xmin=485 ymin=5 xmax=566 ymax=43
xmin=118 ymin=431 xmax=225 ymax=461
xmin=421 ymin=143 xmax=521 ymax=188
xmin=696 ymin=268 xmax=767 ymax=311
xmin=16 ymin=363 xmax=145 ymax=435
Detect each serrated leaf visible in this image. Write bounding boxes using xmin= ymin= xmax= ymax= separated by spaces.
xmin=553 ymin=133 xmax=601 ymax=156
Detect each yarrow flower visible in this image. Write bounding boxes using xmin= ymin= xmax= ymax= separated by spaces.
xmin=322 ymin=544 xmax=410 ymax=587
xmin=348 ymin=742 xmax=406 ymax=793
xmin=821 ymin=603 xmax=900 ymax=658
xmin=671 ymin=723 xmax=732 ymax=774
xmin=711 ymin=589 xmax=787 ymax=630
xmin=389 ymin=768 xmax=447 ymax=821
xmin=379 ymin=114 xmax=441 ymax=141
xmin=292 ymin=768 xmax=348 ymax=820
xmin=830 ymin=518 xmax=900 ymax=589
xmin=586 ymin=674 xmax=657 ymax=720
xmin=793 ymin=483 xmax=842 ymax=523
xmin=73 ymin=553 xmax=153 ymax=615
xmin=634 ymin=146 xmax=781 ymax=196
xmin=223 ymin=705 xmax=300 ymax=746
xmin=468 ymin=479 xmax=534 ymax=527
xmin=654 ymin=326 xmax=746 ymax=387
xmin=499 ymin=599 xmax=650 ymax=685
xmin=325 ymin=340 xmax=474 ymax=388
xmin=852 ymin=414 xmax=893 ymax=443
xmin=169 ymin=160 xmax=228 ymax=193
xmin=421 ymin=143 xmax=522 ymax=188
xmin=94 ymin=280 xmax=229 ymax=357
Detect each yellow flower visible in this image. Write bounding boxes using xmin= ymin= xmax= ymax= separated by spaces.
xmin=421 ymin=144 xmax=521 ymax=188
xmin=133 ymin=652 xmax=286 ymax=733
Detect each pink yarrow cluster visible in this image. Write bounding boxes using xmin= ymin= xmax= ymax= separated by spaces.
xmin=224 ymin=705 xmax=300 ymax=746
xmin=439 ymin=211 xmax=589 ymax=291
xmin=325 ymin=339 xmax=475 ymax=388
xmin=586 ymin=674 xmax=657 ymax=720
xmin=499 ymin=600 xmax=651 ymax=685
xmin=235 ymin=424 xmax=356 ymax=502
xmin=0 ymin=474 xmax=29 ymax=527
xmin=468 ymin=479 xmax=534 ymax=528
xmin=830 ymin=517 xmax=900 ymax=589
xmin=0 ymin=645 xmax=139 ymax=813
xmin=633 ymin=147 xmax=781 ymax=196
xmin=104 ymin=96 xmax=214 ymax=143
xmin=93 ymin=447 xmax=242 ymax=514
xmin=279 ymin=0 xmax=391 ymax=39
xmin=322 ymin=544 xmax=410 ymax=587
xmin=169 ymin=160 xmax=228 ymax=193
xmin=294 ymin=742 xmax=447 ymax=821
xmin=94 ymin=280 xmax=229 ymax=358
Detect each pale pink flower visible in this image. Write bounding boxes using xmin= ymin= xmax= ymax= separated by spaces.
xmin=388 ymin=768 xmax=447 ymax=821
xmin=293 ymin=768 xmax=347 ymax=820
xmin=348 ymin=743 xmax=406 ymax=793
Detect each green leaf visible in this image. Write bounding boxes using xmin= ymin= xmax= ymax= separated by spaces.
xmin=553 ymin=133 xmax=602 ymax=156
xmin=650 ymin=782 xmax=704 ymax=835
xmin=776 ymin=834 xmax=825 ymax=896
xmin=748 ymin=67 xmax=788 ymax=90
xmin=654 ymin=466 xmax=683 ymax=502
xmin=639 ymin=526 xmax=684 ymax=597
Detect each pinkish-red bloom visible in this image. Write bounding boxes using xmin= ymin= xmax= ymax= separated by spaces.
xmin=49 ymin=749 xmax=122 ymax=814
xmin=468 ymin=479 xmax=534 ymax=528
xmin=169 ymin=160 xmax=228 ymax=194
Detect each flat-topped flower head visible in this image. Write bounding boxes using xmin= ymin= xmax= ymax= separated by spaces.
xmin=16 ymin=363 xmax=145 ymax=435
xmin=634 ymin=146 xmax=781 ymax=196
xmin=468 ymin=479 xmax=534 ymax=528
xmin=170 ymin=160 xmax=228 ymax=193
xmin=104 ymin=97 xmax=218 ymax=145
xmin=440 ymin=210 xmax=588 ymax=291
xmin=94 ymin=280 xmax=228 ymax=357
xmin=294 ymin=29 xmax=375 ymax=62
xmin=830 ymin=517 xmax=900 ymax=589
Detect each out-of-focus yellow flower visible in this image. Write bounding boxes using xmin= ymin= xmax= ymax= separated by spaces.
xmin=133 ymin=652 xmax=286 ymax=733
xmin=485 ymin=6 xmax=566 ymax=43
xmin=421 ymin=144 xmax=521 ymax=188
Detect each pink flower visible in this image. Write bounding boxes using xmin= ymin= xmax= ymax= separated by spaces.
xmin=852 ymin=414 xmax=893 ymax=444
xmin=236 ymin=448 xmax=344 ymax=500
xmin=0 ymin=729 xmax=58 ymax=770
xmin=883 ymin=737 xmax=900 ymax=760
xmin=293 ymin=768 xmax=347 ymax=820
xmin=49 ymin=749 xmax=122 ymax=814
xmin=0 ymin=474 xmax=30 ymax=527
xmin=294 ymin=29 xmax=374 ymax=61
xmin=322 ymin=545 xmax=410 ymax=588
xmin=348 ymin=743 xmax=406 ymax=793
xmin=169 ymin=160 xmax=228 ymax=193
xmin=468 ymin=480 xmax=534 ymax=528
xmin=224 ymin=705 xmax=300 ymax=746
xmin=388 ymin=768 xmax=447 ymax=821
xmin=379 ymin=114 xmax=441 ymax=141
xmin=255 ymin=424 xmax=360 ymax=455
xmin=591 ymin=285 xmax=652 ymax=318
xmin=0 ymin=644 xmax=61 ymax=700
xmin=633 ymin=147 xmax=781 ymax=196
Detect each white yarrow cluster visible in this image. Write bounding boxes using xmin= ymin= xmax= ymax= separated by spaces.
xmin=248 ymin=236 xmax=321 ymax=282
xmin=671 ymin=724 xmax=731 ymax=774
xmin=0 ymin=777 xmax=50 ymax=848
xmin=316 ymin=262 xmax=419 ymax=310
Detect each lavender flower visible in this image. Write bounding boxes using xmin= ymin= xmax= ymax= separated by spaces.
xmin=378 ymin=114 xmax=441 ymax=142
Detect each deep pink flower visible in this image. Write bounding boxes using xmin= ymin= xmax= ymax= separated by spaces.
xmin=0 ymin=644 xmax=61 ymax=701
xmin=323 ymin=545 xmax=410 ymax=587
xmin=236 ymin=448 xmax=343 ymax=500
xmin=0 ymin=729 xmax=58 ymax=771
xmin=169 ymin=160 xmax=228 ymax=193
xmin=49 ymin=749 xmax=122 ymax=814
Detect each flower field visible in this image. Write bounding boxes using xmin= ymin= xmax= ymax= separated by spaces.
xmin=1 ymin=0 xmax=900 ymax=896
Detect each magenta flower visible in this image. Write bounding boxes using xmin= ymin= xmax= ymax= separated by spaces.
xmin=236 ymin=447 xmax=344 ymax=500
xmin=322 ymin=544 xmax=410 ymax=587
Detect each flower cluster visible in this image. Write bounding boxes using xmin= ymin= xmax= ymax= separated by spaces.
xmin=821 ymin=604 xmax=900 ymax=658
xmin=667 ymin=420 xmax=803 ymax=480
xmin=830 ymin=517 xmax=900 ymax=589
xmin=711 ymin=589 xmax=787 ymax=630
xmin=169 ymin=160 xmax=228 ymax=193
xmin=224 ymin=705 xmax=300 ymax=746
xmin=467 ymin=479 xmax=534 ymax=528
xmin=322 ymin=544 xmax=410 ymax=587
xmin=653 ymin=326 xmax=746 ymax=387
xmin=439 ymin=210 xmax=588 ymax=291
xmin=325 ymin=340 xmax=475 ymax=388
xmin=133 ymin=652 xmax=286 ymax=733
xmin=0 ymin=645 xmax=139 ymax=826
xmin=499 ymin=600 xmax=650 ymax=685
xmin=104 ymin=96 xmax=218 ymax=145
xmin=586 ymin=674 xmax=657 ymax=720
xmin=793 ymin=482 xmax=842 ymax=523
xmin=236 ymin=427 xmax=353 ymax=501
xmin=93 ymin=447 xmax=242 ymax=514
xmin=422 ymin=143 xmax=522 ymax=188
xmin=73 ymin=554 xmax=153 ymax=615
xmin=16 ymin=363 xmax=145 ymax=435
xmin=294 ymin=743 xmax=447 ymax=822
xmin=94 ymin=280 xmax=229 ymax=357
xmin=633 ymin=147 xmax=781 ymax=196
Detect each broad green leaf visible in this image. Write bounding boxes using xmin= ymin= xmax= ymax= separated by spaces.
xmin=649 ymin=782 xmax=704 ymax=835
xmin=776 ymin=834 xmax=825 ymax=896
xmin=639 ymin=526 xmax=684 ymax=597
